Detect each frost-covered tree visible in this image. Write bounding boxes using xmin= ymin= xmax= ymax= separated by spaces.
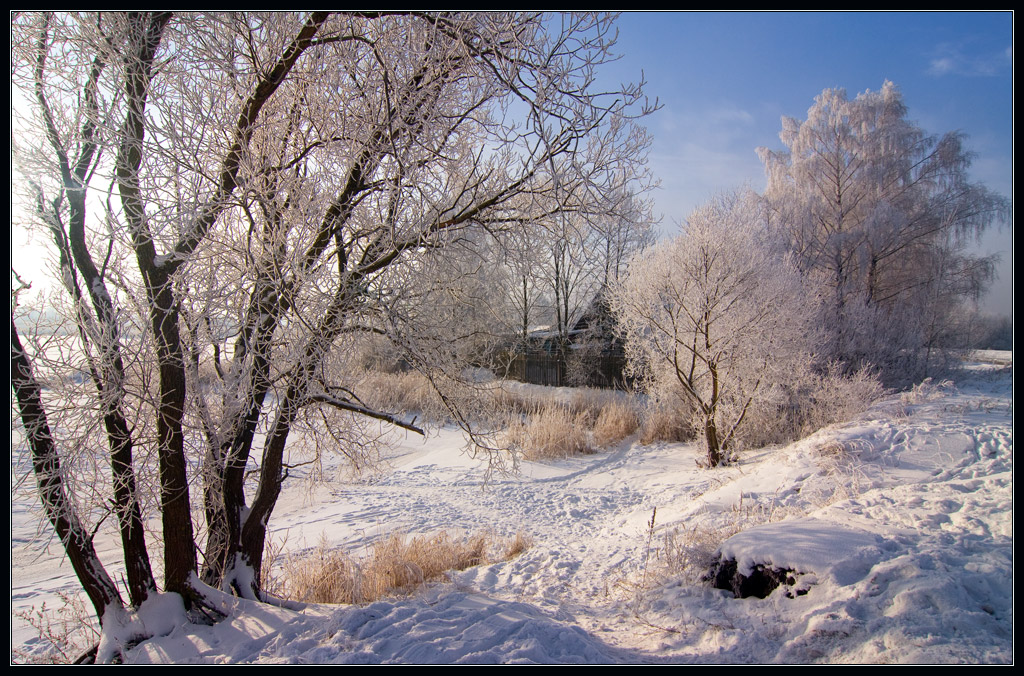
xmin=10 ymin=11 xmax=654 ymax=657
xmin=546 ymin=211 xmax=602 ymax=345
xmin=611 ymin=191 xmax=821 ymax=467
xmin=592 ymin=187 xmax=657 ymax=289
xmin=497 ymin=224 xmax=550 ymax=345
xmin=502 ymin=182 xmax=655 ymax=348
xmin=758 ymin=81 xmax=1009 ymax=382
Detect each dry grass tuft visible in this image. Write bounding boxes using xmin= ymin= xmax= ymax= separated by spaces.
xmin=356 ymin=370 xmax=449 ymax=422
xmin=284 ymin=541 xmax=362 ymax=605
xmin=659 ymin=521 xmax=744 ymax=584
xmin=278 ymin=530 xmax=529 ymax=605
xmin=505 ymin=402 xmax=594 ymax=460
xmin=592 ymin=400 xmax=641 ymax=448
xmin=900 ymin=377 xmax=955 ymax=405
xmin=501 ymin=530 xmax=533 ymax=559
xmin=638 ymin=406 xmax=692 ymax=445
xmin=808 ymin=437 xmax=873 ymax=506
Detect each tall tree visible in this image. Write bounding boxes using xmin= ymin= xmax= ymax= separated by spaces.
xmin=758 ymin=81 xmax=1009 ymax=382
xmin=11 ymin=11 xmax=654 ymax=658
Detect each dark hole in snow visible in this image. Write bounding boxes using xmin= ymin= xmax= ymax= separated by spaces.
xmin=704 ymin=558 xmax=799 ymax=599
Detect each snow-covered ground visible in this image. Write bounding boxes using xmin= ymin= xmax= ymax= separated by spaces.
xmin=11 ymin=356 xmax=1013 ymax=663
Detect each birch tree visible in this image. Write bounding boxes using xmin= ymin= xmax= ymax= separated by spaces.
xmin=11 ymin=11 xmax=654 ymax=656
xmin=758 ymin=81 xmax=1009 ymax=382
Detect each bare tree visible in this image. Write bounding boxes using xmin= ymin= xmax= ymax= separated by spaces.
xmin=497 ymin=224 xmax=551 ymax=346
xmin=758 ymin=81 xmax=1009 ymax=383
xmin=591 ymin=187 xmax=657 ymax=289
xmin=477 ymin=140 xmax=656 ymax=385
xmin=11 ymin=11 xmax=654 ymax=657
xmin=611 ymin=191 xmax=821 ymax=467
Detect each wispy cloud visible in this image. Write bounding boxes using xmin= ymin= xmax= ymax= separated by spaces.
xmin=928 ymin=57 xmax=956 ymax=76
xmin=645 ymin=101 xmax=779 ymax=227
xmin=927 ymin=42 xmax=1012 ymax=77
xmin=657 ymin=103 xmax=755 ymax=142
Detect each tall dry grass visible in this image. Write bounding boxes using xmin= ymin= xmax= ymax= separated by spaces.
xmin=273 ymin=530 xmax=531 ymax=605
xmin=638 ymin=405 xmax=692 ymax=445
xmin=357 ymin=367 xmax=651 ymax=458
xmin=592 ymin=400 xmax=641 ymax=448
xmin=494 ymin=385 xmax=644 ymax=459
xmin=503 ymin=402 xmax=594 ymax=460
xmin=356 ymin=370 xmax=449 ymax=423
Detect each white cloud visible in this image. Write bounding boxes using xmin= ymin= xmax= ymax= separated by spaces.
xmin=928 ymin=57 xmax=955 ymax=76
xmin=926 ymin=42 xmax=1012 ymax=77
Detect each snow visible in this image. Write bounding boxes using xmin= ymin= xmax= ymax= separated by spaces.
xmin=715 ymin=518 xmax=882 ymax=578
xmin=96 ymin=593 xmax=189 ymax=664
xmin=10 ymin=356 xmax=1013 ymax=663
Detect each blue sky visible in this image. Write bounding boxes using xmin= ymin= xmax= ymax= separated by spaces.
xmin=600 ymin=11 xmax=1013 ymax=317
xmin=11 ymin=12 xmax=1012 ymax=317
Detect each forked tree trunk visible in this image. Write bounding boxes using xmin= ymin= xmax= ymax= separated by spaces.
xmin=117 ymin=11 xmax=197 ymax=599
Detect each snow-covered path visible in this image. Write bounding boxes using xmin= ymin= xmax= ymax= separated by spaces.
xmin=11 ymin=360 xmax=1013 ymax=663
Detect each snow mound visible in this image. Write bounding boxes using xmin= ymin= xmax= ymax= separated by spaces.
xmin=716 ymin=518 xmax=882 ymax=579
xmin=312 ymin=588 xmax=626 ymax=664
xmin=129 ymin=588 xmax=628 ymax=664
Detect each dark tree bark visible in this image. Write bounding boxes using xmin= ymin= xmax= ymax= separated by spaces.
xmin=11 ymin=320 xmax=124 ymax=622
xmin=31 ymin=11 xmax=156 ymax=606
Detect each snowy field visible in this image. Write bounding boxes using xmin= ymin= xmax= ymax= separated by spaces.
xmin=11 ymin=355 xmax=1013 ymax=663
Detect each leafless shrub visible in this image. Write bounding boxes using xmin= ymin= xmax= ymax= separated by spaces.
xmin=720 ymin=365 xmax=886 ymax=451
xmin=795 ymin=365 xmax=886 ymax=434
xmin=12 ymin=591 xmax=100 ymax=664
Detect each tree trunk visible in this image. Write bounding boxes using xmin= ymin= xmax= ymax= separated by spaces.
xmin=117 ymin=12 xmax=199 ymax=598
xmin=11 ymin=320 xmax=125 ymax=623
xmin=150 ymin=285 xmax=199 ymax=597
xmin=65 ymin=186 xmax=156 ymax=607
xmin=704 ymin=419 xmax=722 ymax=467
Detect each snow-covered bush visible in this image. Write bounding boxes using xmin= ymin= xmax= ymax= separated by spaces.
xmin=739 ymin=364 xmax=885 ymax=449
